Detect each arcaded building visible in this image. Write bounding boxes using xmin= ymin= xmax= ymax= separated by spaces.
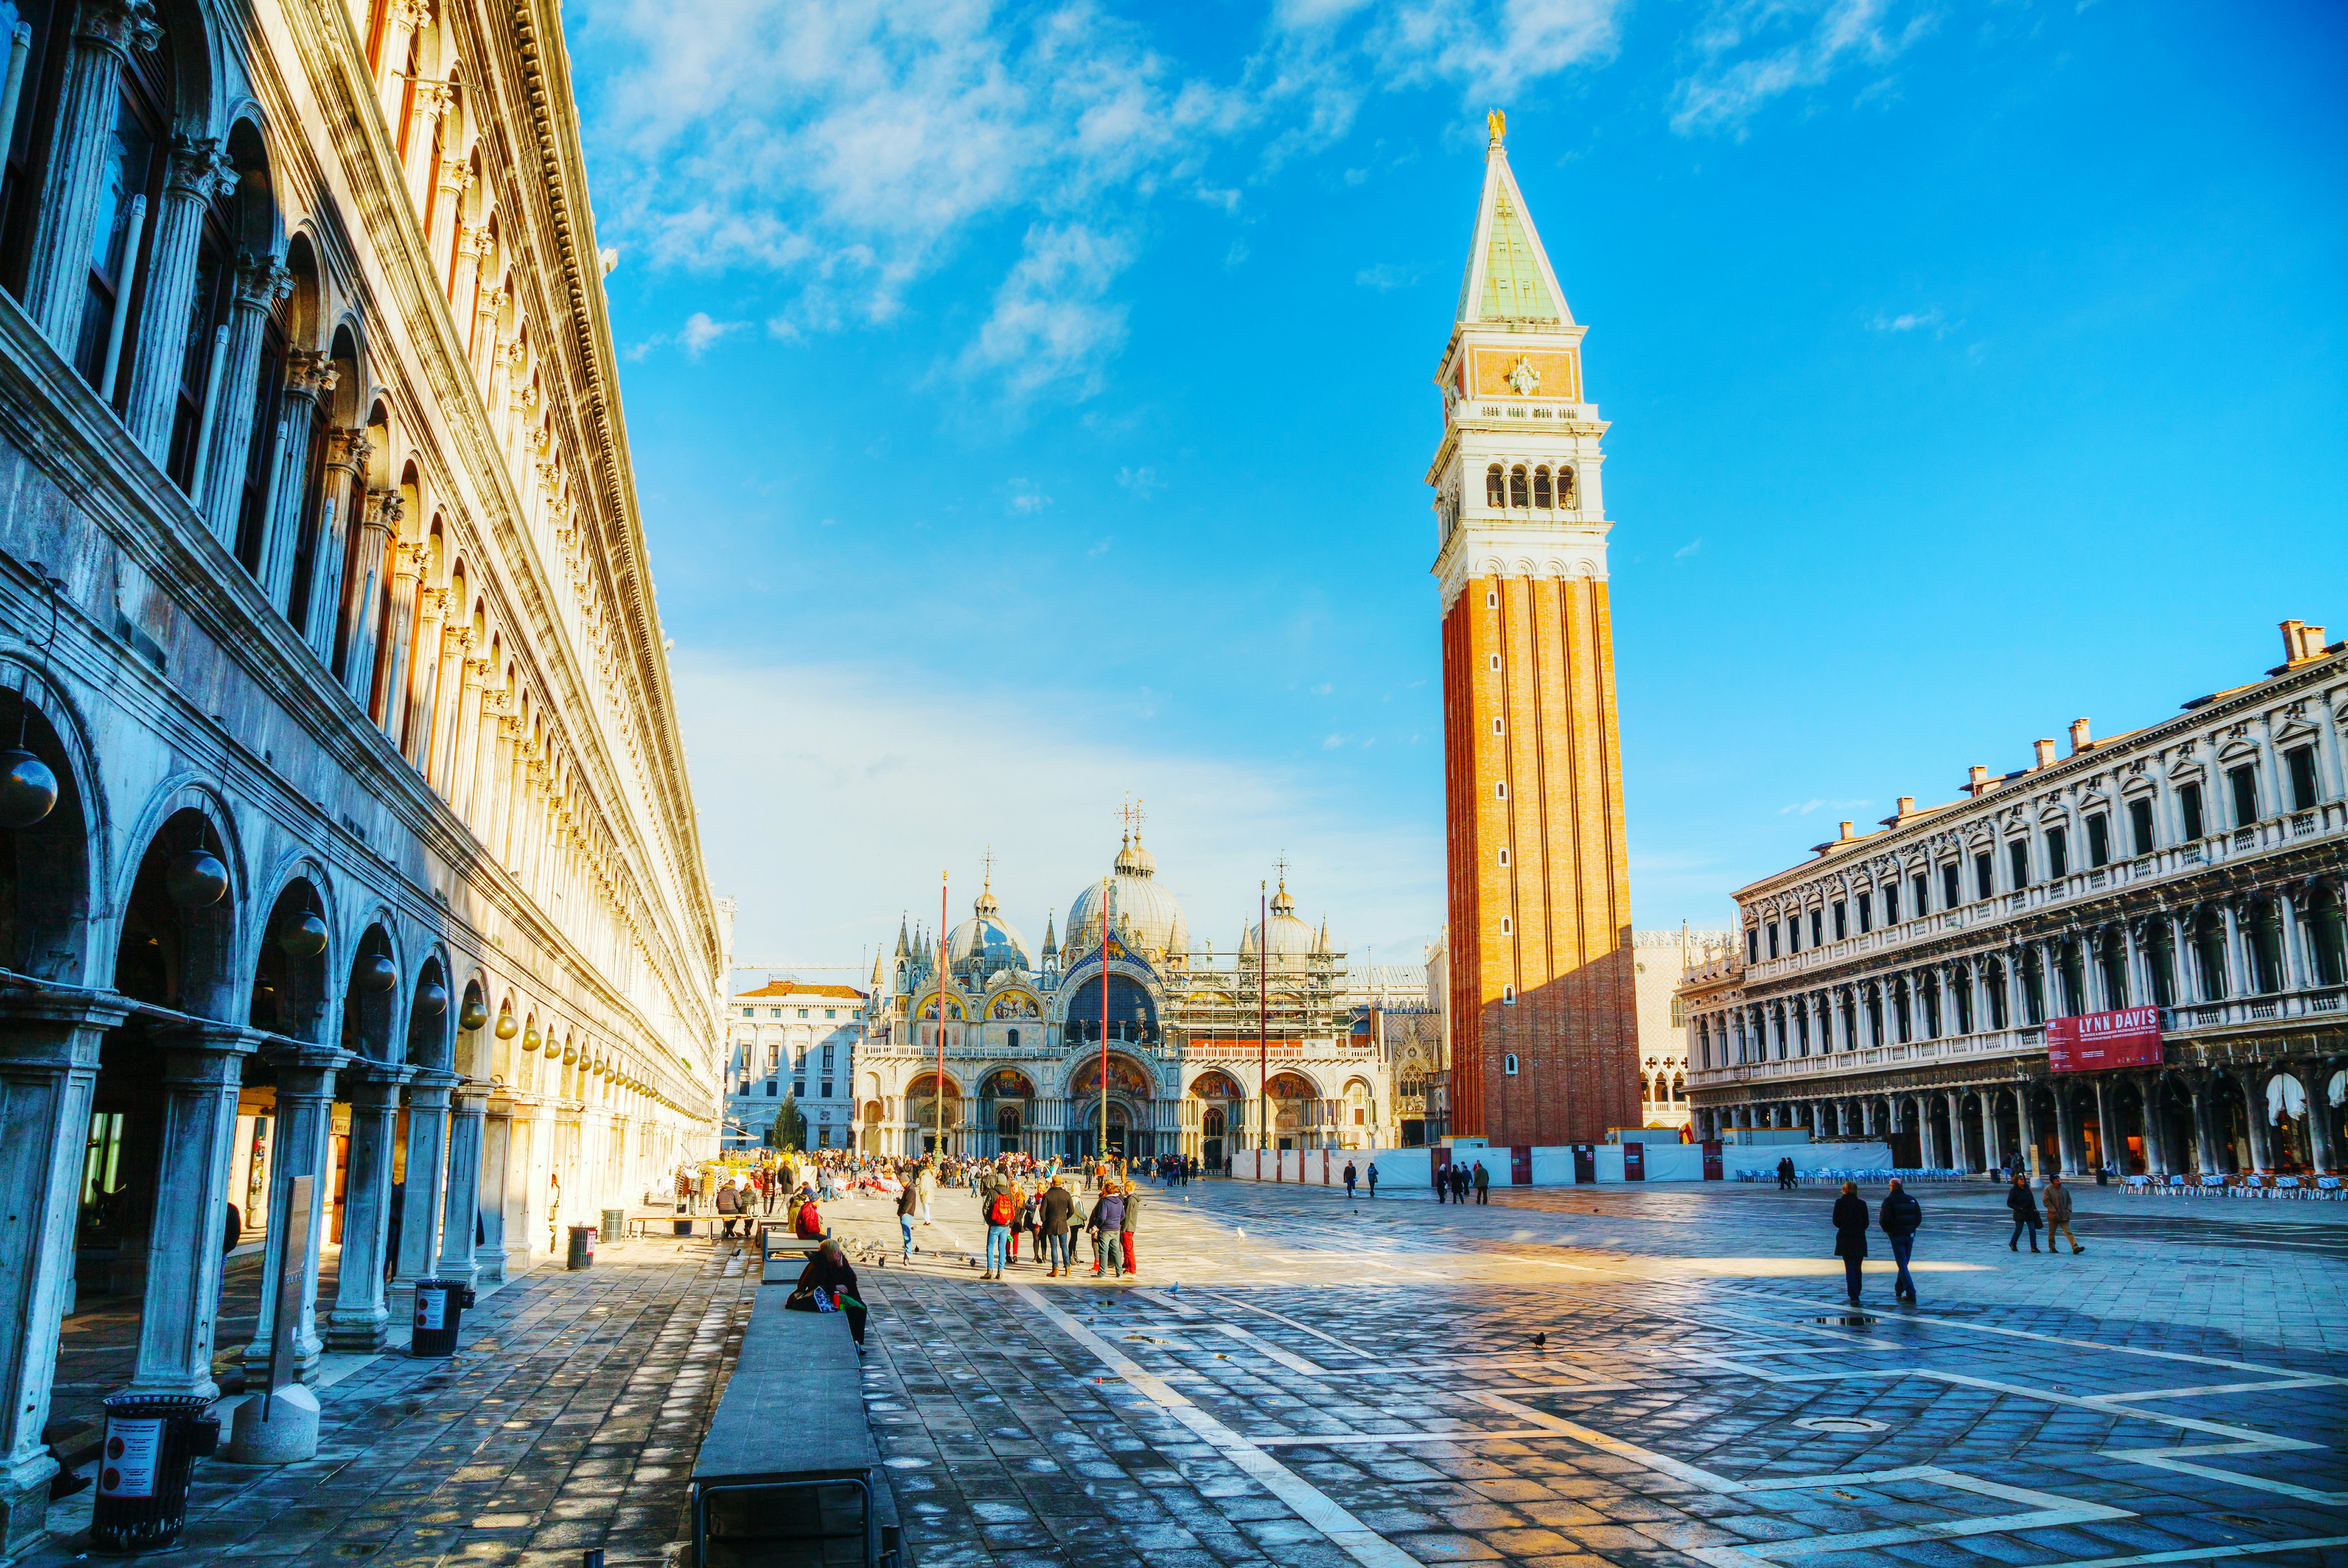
xmin=1682 ymin=623 xmax=2345 ymax=1179
xmin=0 ymin=0 xmax=725 ymax=1551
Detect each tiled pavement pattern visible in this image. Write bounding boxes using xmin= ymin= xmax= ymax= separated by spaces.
xmin=26 ymin=1179 xmax=2348 ymax=1567
xmin=857 ymin=1180 xmax=2347 ymax=1567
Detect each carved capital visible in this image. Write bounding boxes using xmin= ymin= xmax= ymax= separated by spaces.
xmin=458 ymin=221 xmax=496 ymax=263
xmin=393 ymin=0 xmax=434 ymax=29
xmin=392 ymin=541 xmax=431 ymax=581
xmin=284 ymin=349 xmax=340 ymax=401
xmin=76 ymin=0 xmax=160 ymax=54
xmin=413 ymin=81 xmax=455 ymax=123
xmin=166 ymin=135 xmax=237 ymax=202
xmin=416 ymin=586 xmax=452 ymax=623
xmin=327 ymin=428 xmax=373 ymax=472
xmin=234 ymin=252 xmax=294 ymax=309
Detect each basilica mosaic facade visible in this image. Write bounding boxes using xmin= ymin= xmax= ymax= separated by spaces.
xmin=855 ymin=835 xmax=1418 ymax=1163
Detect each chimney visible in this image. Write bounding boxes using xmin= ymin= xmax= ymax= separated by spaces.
xmin=2068 ymin=717 xmax=2091 ymax=754
xmin=1896 ymin=796 xmax=1915 ymax=818
xmin=2033 ymin=738 xmax=2057 ymax=769
xmin=1839 ymin=820 xmax=1855 ymax=840
xmin=2281 ymin=619 xmax=2328 ymax=664
xmin=1967 ymin=764 xmax=1990 ymax=795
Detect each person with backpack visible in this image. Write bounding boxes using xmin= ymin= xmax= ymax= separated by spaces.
xmin=1367 ymin=1161 xmax=1379 ymax=1198
xmin=1880 ymin=1177 xmax=1923 ymax=1302
xmin=1473 ymin=1161 xmax=1490 ymax=1204
xmin=715 ymin=1177 xmax=742 ymax=1239
xmin=981 ymin=1182 xmax=1017 ymax=1279
xmin=1432 ymin=1161 xmax=1447 ymax=1203
xmin=1088 ymin=1184 xmax=1126 ymax=1278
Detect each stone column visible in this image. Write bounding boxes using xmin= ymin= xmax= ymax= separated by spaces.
xmin=2277 ymin=891 xmax=2310 ymax=995
xmin=447 ymin=221 xmax=488 ymax=328
xmin=448 ymin=653 xmax=490 ymax=816
xmin=429 ymin=152 xmax=473 ymax=275
xmin=340 ymin=491 xmax=400 ymax=708
xmin=258 ymin=352 xmax=336 ymax=612
xmin=2188 ymin=1075 xmax=2220 ymax=1175
xmin=2308 ymin=1059 xmax=2337 ymax=1175
xmin=198 ymin=254 xmax=294 ymax=546
xmin=2141 ymin=1074 xmax=2169 ymax=1177
xmin=375 ymin=0 xmax=431 ymax=110
xmin=424 ymin=624 xmax=471 ymax=791
xmin=2091 ymin=1075 xmax=2116 ymax=1174
xmin=436 ymin=1085 xmax=490 ymax=1288
xmin=1981 ymin=1090 xmax=2003 ymax=1170
xmin=0 ymin=996 xmax=127 ymax=1558
xmin=400 ymin=585 xmax=448 ymax=768
xmin=126 ymin=1024 xmax=255 ymax=1399
xmin=21 ymin=0 xmax=159 ymax=342
xmin=125 ymin=134 xmax=235 ymax=454
xmin=242 ymin=1043 xmax=344 ymax=1378
xmin=305 ymin=430 xmax=370 ymax=665
xmin=404 ymin=82 xmax=452 ymax=211
xmin=377 ymin=539 xmax=427 ymax=747
xmin=1941 ymin=1090 xmax=1963 ymax=1170
xmin=393 ymin=1071 xmax=454 ymax=1292
xmin=324 ymin=1066 xmax=409 ymax=1352
xmin=2220 ymin=901 xmax=2250 ymax=1001
xmin=2239 ymin=1073 xmax=2272 ymax=1174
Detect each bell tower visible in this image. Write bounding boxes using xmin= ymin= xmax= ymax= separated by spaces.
xmin=1427 ymin=111 xmax=1638 ymax=1147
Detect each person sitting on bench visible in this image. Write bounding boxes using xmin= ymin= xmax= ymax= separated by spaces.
xmin=785 ymin=1238 xmax=867 ymax=1349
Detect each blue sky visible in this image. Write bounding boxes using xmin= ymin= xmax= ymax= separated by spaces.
xmin=564 ymin=0 xmax=2348 ymax=979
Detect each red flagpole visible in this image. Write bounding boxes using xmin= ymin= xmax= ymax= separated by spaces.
xmin=1098 ymin=873 xmax=1110 ymax=1163
xmin=1258 ymin=880 xmax=1268 ymax=1167
xmin=938 ymin=869 xmax=949 ymax=1159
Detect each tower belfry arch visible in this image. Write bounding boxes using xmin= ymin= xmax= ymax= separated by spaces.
xmin=1426 ymin=113 xmax=1638 ymax=1145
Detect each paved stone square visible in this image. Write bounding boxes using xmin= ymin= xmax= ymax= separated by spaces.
xmin=27 ymin=1178 xmax=2348 ymax=1567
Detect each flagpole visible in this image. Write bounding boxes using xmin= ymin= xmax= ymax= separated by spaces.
xmin=1258 ymin=879 xmax=1268 ymax=1163
xmin=929 ymin=878 xmax=939 ymax=1159
xmin=1098 ymin=873 xmax=1110 ymax=1165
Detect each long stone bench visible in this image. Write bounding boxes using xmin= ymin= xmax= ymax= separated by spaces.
xmin=691 ymin=1259 xmax=898 ymax=1566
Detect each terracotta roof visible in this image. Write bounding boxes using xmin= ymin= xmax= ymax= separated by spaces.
xmin=734 ymin=982 xmax=867 ymax=1000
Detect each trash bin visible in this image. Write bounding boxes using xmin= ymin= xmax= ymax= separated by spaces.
xmin=673 ymin=1202 xmax=694 ymax=1237
xmin=601 ymin=1207 xmax=626 ymax=1243
xmin=411 ymin=1278 xmax=477 ymax=1357
xmin=567 ymin=1223 xmax=597 ymax=1270
xmin=88 ymin=1393 xmax=217 ymax=1554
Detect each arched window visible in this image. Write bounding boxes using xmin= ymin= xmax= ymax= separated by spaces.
xmin=1557 ymin=465 xmax=1575 ymax=504
xmin=1484 ymin=464 xmax=1504 ymax=506
xmin=1508 ymin=465 xmax=1528 ymax=507
xmin=1532 ymin=466 xmax=1552 ymax=508
xmin=1007 ymin=1026 xmax=1020 ymax=1051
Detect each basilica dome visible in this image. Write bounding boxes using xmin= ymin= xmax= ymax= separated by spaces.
xmin=1242 ymin=879 xmax=1320 ymax=971
xmin=947 ymin=883 xmax=1031 ymax=980
xmin=1067 ymin=834 xmax=1189 ymax=964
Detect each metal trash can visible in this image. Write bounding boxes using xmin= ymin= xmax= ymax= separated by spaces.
xmin=601 ymin=1206 xmax=626 ymax=1243
xmin=411 ymin=1278 xmax=476 ymax=1357
xmin=673 ymin=1202 xmax=694 ymax=1237
xmin=88 ymin=1393 xmax=217 ymax=1554
xmin=567 ymin=1223 xmax=597 ymax=1270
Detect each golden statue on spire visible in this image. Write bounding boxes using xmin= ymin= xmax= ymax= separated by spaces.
xmin=1487 ymin=108 xmax=1506 ymax=146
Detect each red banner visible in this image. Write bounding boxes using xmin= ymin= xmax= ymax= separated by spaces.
xmin=2045 ymin=1006 xmax=2163 ymax=1072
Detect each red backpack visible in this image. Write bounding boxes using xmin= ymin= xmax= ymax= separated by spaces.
xmin=988 ymin=1192 xmax=1016 ymax=1226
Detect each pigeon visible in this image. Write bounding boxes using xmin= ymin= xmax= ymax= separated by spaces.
xmin=1531 ymin=1332 xmax=1547 ymax=1349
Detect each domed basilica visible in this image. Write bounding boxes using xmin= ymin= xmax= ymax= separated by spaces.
xmin=852 ymin=834 xmax=1401 ymax=1163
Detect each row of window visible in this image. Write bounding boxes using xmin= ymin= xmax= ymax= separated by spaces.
xmin=740 ymin=1004 xmax=858 ymax=1020
xmin=738 ymin=1079 xmax=834 ymax=1099
xmin=1746 ymin=749 xmax=2325 ymax=964
xmin=1703 ymin=891 xmax=2348 ymax=1065
xmin=1482 ymin=463 xmax=1576 ymax=509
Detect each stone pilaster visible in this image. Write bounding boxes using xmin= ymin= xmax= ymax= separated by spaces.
xmin=257 ymin=351 xmax=337 ymax=613
xmin=326 ymin=1066 xmax=411 ymax=1352
xmin=306 ymin=429 xmax=370 ymax=665
xmin=242 ymin=1042 xmax=345 ymax=1378
xmin=0 ymin=995 xmax=127 ymax=1560
xmin=340 ymin=490 xmax=400 ymax=709
xmin=126 ymin=1023 xmax=256 ymax=1399
xmin=436 ymin=1085 xmax=490 ymax=1288
xmin=392 ymin=1071 xmax=455 ymax=1291
xmin=199 ymin=253 xmax=294 ymax=548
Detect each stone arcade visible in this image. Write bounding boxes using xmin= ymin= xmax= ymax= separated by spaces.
xmin=0 ymin=0 xmax=724 ymax=1554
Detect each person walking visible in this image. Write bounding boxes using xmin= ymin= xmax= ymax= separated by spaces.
xmin=1831 ymin=1180 xmax=1870 ymax=1305
xmin=1088 ymin=1184 xmax=1126 ymax=1278
xmin=1433 ymin=1160 xmax=1448 ymax=1203
xmin=1473 ymin=1161 xmax=1490 ymax=1204
xmin=981 ymin=1181 xmax=1017 ymax=1280
xmin=1119 ymin=1180 xmax=1142 ymax=1275
xmin=1041 ymin=1175 xmax=1076 ymax=1277
xmin=2043 ymin=1172 xmax=2083 ymax=1254
xmin=1880 ymin=1177 xmax=1922 ymax=1302
xmin=1777 ymin=1155 xmax=1797 ymax=1192
xmin=2006 ymin=1170 xmax=2041 ymax=1252
xmin=895 ymin=1178 xmax=918 ymax=1260
xmin=1367 ymin=1160 xmax=1379 ymax=1198
xmin=1344 ymin=1160 xmax=1358 ymax=1199
xmin=917 ymin=1161 xmax=935 ymax=1226
xmin=1453 ymin=1163 xmax=1471 ymax=1203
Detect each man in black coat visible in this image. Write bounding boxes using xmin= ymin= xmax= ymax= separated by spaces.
xmin=1880 ymin=1178 xmax=1923 ymax=1302
xmin=1830 ymin=1181 xmax=1869 ymax=1304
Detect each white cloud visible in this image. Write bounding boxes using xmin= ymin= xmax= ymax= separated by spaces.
xmin=1674 ymin=537 xmax=1702 ymax=558
xmin=626 ymin=310 xmax=749 ymax=360
xmin=1007 ymin=478 xmax=1053 ymax=513
xmin=674 ymin=654 xmax=1443 ymax=961
xmin=1354 ymin=261 xmax=1425 ymax=291
xmin=1868 ymin=306 xmax=1948 ymax=335
xmin=581 ymin=0 xmax=1628 ymax=398
xmin=1671 ymin=0 xmax=1938 ymax=138
xmin=1117 ymin=465 xmax=1163 ymax=497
